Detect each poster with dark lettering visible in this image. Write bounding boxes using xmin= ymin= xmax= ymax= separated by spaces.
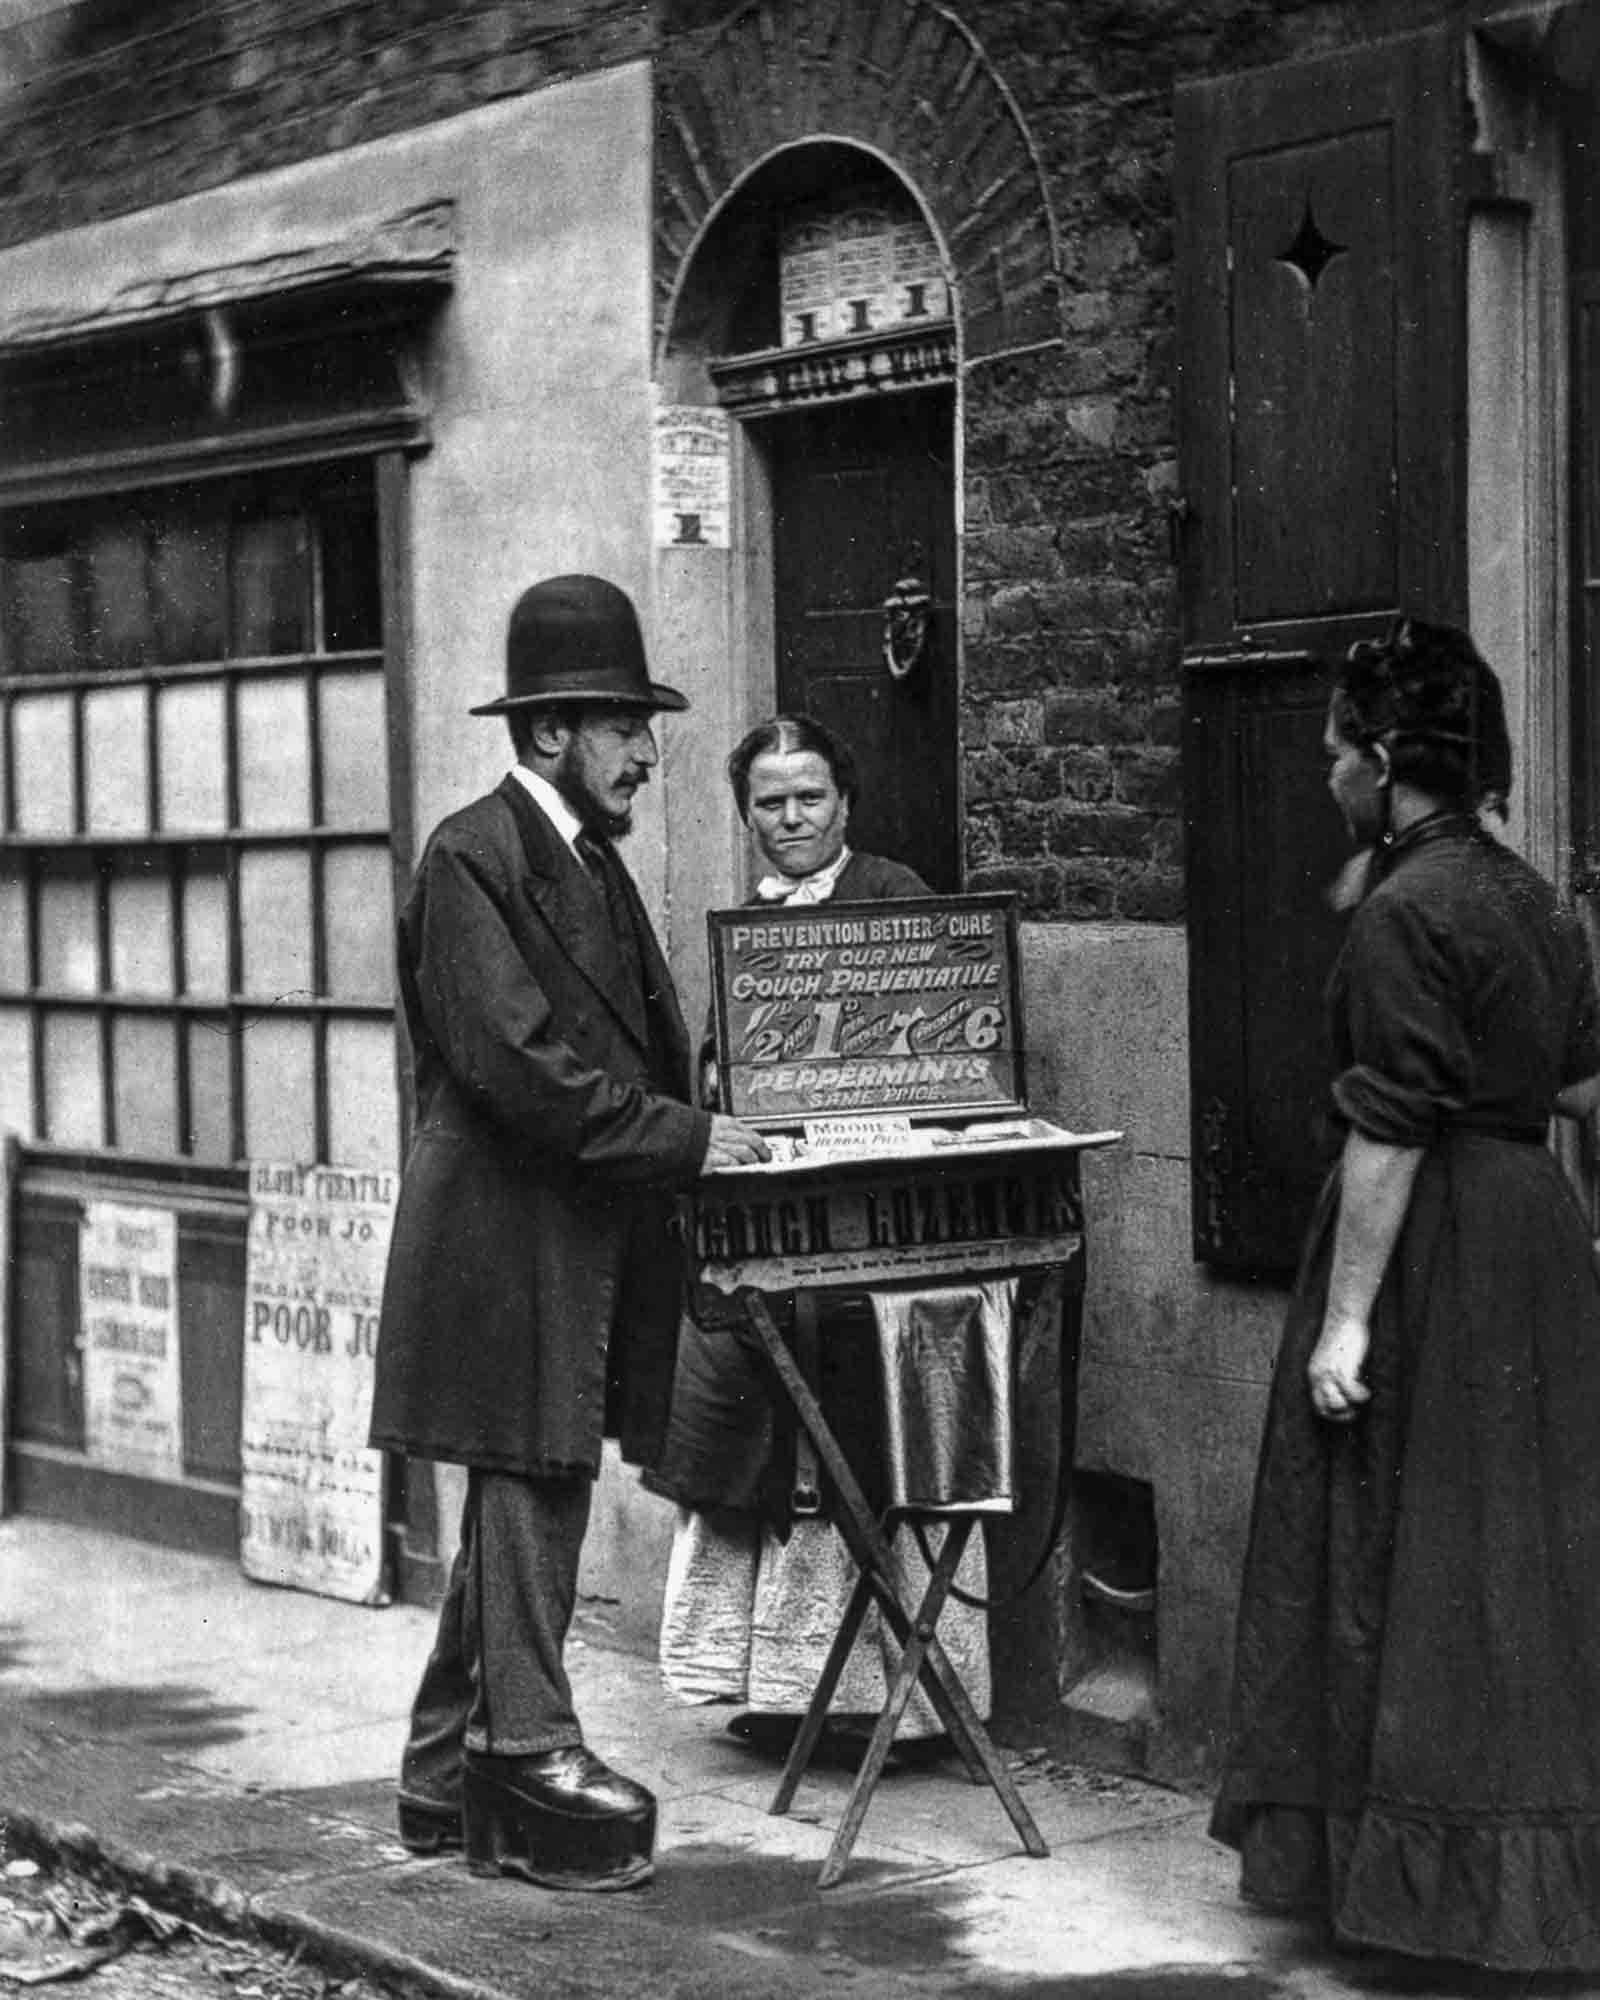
xmin=239 ymin=1162 xmax=397 ymax=1604
xmin=708 ymin=893 xmax=1025 ymax=1126
xmin=79 ymin=1202 xmax=183 ymax=1479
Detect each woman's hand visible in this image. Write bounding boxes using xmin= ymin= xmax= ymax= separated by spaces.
xmin=1307 ymin=1315 xmax=1372 ymax=1423
xmin=1311 ymin=1131 xmax=1420 ymax=1424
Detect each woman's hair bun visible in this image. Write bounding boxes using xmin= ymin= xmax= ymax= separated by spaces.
xmin=1334 ymin=616 xmax=1511 ymax=813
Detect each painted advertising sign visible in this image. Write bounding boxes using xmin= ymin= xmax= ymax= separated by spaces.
xmin=79 ymin=1201 xmax=183 ymax=1479
xmin=708 ymin=893 xmax=1025 ymax=1126
xmin=239 ymin=1161 xmax=397 ymax=1605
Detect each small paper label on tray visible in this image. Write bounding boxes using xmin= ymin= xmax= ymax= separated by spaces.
xmin=801 ymin=1116 xmax=915 ymax=1156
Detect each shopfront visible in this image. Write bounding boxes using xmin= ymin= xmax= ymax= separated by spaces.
xmin=0 ymin=60 xmax=660 ymax=1606
xmin=0 ymin=0 xmax=1594 ymax=1783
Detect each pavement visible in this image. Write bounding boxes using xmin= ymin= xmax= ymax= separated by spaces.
xmin=0 ymin=1518 xmax=1557 ymax=2000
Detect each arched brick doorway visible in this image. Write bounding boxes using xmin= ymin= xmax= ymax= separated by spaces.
xmin=661 ymin=143 xmax=960 ymax=887
xmin=652 ymin=0 xmax=1062 ymax=909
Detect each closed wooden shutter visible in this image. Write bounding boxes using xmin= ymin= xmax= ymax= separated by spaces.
xmin=1174 ymin=25 xmax=1468 ymax=1272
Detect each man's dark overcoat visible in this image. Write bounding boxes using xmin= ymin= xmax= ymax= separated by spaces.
xmin=369 ymin=775 xmax=710 ymax=1480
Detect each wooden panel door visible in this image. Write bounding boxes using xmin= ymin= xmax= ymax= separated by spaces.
xmin=767 ymin=389 xmax=958 ymax=891
xmin=1174 ymin=24 xmax=1468 ymax=1272
xmin=1176 ymin=22 xmax=1467 ymax=654
xmin=1185 ymin=661 xmax=1351 ymax=1271
xmin=1564 ymin=133 xmax=1600 ymax=1235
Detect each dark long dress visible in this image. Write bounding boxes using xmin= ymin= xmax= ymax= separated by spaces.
xmin=1211 ymin=815 xmax=1600 ymax=1973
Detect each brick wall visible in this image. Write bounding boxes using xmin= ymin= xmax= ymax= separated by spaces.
xmin=0 ymin=0 xmax=650 ymax=249
xmin=655 ymin=0 xmax=1446 ymax=919
xmin=952 ymin=0 xmax=1443 ymax=918
xmin=0 ymin=0 xmax=1448 ymax=919
xmin=961 ymin=343 xmax=1184 ymax=920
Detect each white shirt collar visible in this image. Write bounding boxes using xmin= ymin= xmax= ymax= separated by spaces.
xmin=755 ymin=846 xmax=853 ymax=905
xmin=510 ymin=765 xmax=585 ymax=856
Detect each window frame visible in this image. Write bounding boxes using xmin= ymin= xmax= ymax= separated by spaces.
xmin=0 ymin=450 xmax=411 ymax=1174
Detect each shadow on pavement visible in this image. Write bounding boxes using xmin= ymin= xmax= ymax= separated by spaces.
xmin=659 ymin=1850 xmax=1297 ymax=1995
xmin=11 ymin=1682 xmax=252 ymax=1749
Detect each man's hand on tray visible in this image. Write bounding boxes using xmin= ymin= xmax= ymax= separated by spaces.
xmin=701 ymin=1115 xmax=772 ymax=1171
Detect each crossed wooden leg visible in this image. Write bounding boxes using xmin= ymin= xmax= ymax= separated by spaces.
xmin=742 ymin=1289 xmax=1049 ymax=1887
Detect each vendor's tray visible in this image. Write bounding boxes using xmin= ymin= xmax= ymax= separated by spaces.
xmin=702 ymin=1115 xmax=1121 ymax=1179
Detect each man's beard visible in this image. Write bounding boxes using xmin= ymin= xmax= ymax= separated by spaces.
xmin=556 ymin=762 xmax=633 ymax=840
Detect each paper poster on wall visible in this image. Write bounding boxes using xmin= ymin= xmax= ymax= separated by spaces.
xmin=79 ymin=1201 xmax=183 ymax=1480
xmin=778 ymin=215 xmax=835 ymax=345
xmin=831 ymin=205 xmax=895 ymax=339
xmin=654 ymin=405 xmax=730 ymax=548
xmin=892 ymin=219 xmax=950 ymax=324
xmin=239 ymin=1162 xmax=397 ymax=1605
xmin=779 ymin=204 xmax=950 ymax=347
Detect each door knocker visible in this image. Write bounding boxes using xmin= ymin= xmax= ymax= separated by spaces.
xmin=881 ymin=572 xmax=931 ymax=682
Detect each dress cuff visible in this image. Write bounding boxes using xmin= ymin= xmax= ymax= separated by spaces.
xmin=1330 ymin=1066 xmax=1446 ymax=1147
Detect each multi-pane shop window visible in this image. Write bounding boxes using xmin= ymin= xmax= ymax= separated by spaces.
xmin=0 ymin=461 xmax=398 ymax=1170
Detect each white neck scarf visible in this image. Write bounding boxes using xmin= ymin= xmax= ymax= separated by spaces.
xmin=755 ymin=846 xmax=852 ymax=906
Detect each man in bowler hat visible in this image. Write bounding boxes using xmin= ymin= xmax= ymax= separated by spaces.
xmin=369 ymin=574 xmax=768 ymax=1892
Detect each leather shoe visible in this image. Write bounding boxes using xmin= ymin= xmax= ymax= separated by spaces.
xmin=463 ymin=1748 xmax=655 ymax=1892
xmin=396 ymin=1787 xmax=463 ymax=1854
xmin=725 ymin=1710 xmax=800 ymax=1757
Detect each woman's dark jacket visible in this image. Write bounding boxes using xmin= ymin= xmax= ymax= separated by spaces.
xmin=653 ymin=847 xmax=931 ymax=1521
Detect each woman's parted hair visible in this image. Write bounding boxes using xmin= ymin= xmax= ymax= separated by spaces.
xmin=726 ymin=713 xmax=858 ymax=818
xmin=1332 ymin=616 xmax=1512 ymax=816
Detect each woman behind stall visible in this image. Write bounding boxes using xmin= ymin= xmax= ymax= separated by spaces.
xmin=649 ymin=713 xmax=991 ymax=1757
xmin=1212 ymin=618 xmax=1600 ymax=1972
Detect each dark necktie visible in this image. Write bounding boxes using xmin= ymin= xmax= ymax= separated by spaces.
xmin=576 ymin=830 xmax=644 ymax=999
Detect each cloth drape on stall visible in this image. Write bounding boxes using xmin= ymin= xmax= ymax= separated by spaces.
xmin=658 ymin=1279 xmax=1015 ymax=1729
xmin=870 ymin=1280 xmax=1016 ymax=1513
xmin=659 ymin=1506 xmax=991 ymax=1727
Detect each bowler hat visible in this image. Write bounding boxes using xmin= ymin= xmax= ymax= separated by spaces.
xmin=469 ymin=574 xmax=689 ymax=716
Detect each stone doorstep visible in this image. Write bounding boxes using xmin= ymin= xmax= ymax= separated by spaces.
xmin=1059 ymin=1657 xmax=1157 ymax=1778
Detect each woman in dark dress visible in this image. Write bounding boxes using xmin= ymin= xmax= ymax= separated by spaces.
xmin=1212 ymin=618 xmax=1600 ymax=1973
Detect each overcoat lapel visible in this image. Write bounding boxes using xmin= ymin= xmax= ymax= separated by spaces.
xmin=616 ymin=864 xmax=692 ymax=1078
xmin=496 ymin=776 xmax=649 ymax=1050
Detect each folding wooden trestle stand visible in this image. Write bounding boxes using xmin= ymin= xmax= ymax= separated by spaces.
xmin=739 ymin=1286 xmax=1049 ymax=1888
xmin=692 ymin=1127 xmax=1113 ymax=1886
xmin=693 ymin=890 xmax=1120 ymax=1884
